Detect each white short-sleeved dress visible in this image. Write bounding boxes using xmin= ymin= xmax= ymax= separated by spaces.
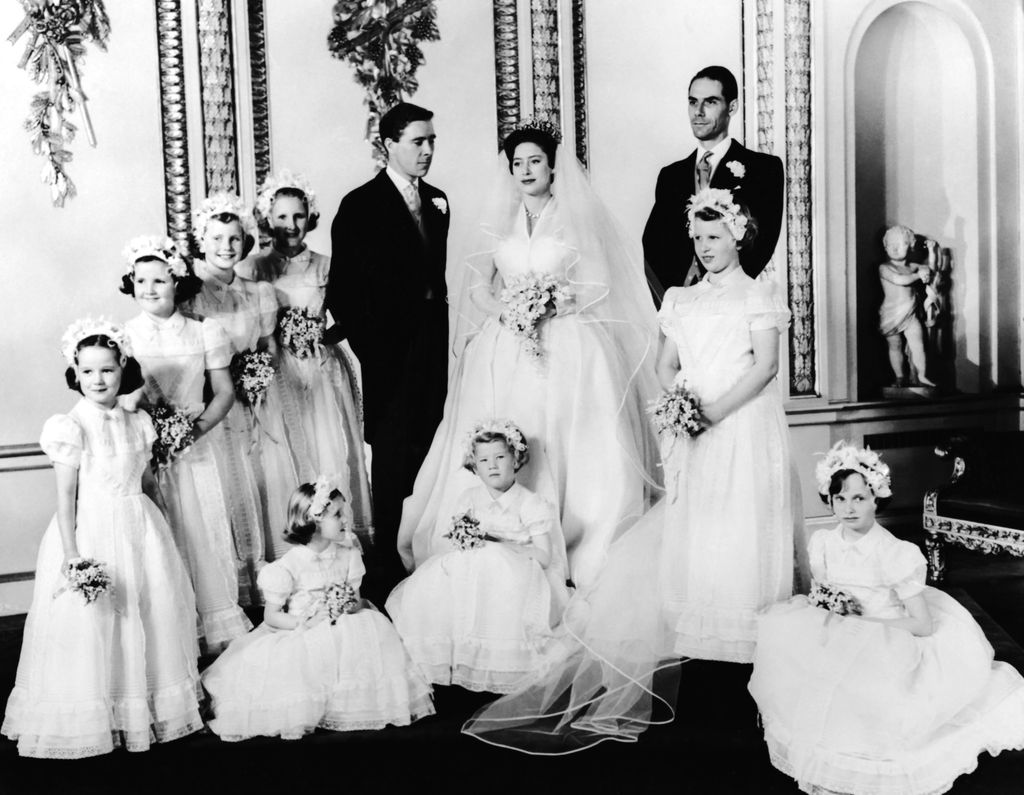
xmin=387 ymin=483 xmax=564 ymax=693
xmin=656 ymin=269 xmax=794 ymax=662
xmin=749 ymin=523 xmax=1024 ymax=794
xmin=186 ymin=264 xmax=299 ymax=575
xmin=125 ymin=311 xmax=252 ymax=651
xmin=202 ymin=540 xmax=433 ymax=739
xmin=1 ymin=401 xmax=202 ymax=758
xmin=239 ymin=247 xmax=373 ymax=542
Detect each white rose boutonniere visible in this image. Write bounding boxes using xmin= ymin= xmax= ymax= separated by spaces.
xmin=431 ymin=197 xmax=448 ymax=214
xmin=725 ymin=161 xmax=746 ymax=179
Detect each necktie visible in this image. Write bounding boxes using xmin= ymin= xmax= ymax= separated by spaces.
xmin=697 ymin=150 xmax=713 ymax=190
xmin=404 ymin=182 xmax=425 ymax=236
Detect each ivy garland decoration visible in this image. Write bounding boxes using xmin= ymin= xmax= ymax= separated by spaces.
xmin=8 ymin=0 xmax=110 ymax=207
xmin=327 ymin=0 xmax=439 ymax=165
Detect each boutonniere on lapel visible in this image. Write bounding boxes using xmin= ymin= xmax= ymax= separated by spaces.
xmin=431 ymin=197 xmax=448 ymax=214
xmin=725 ymin=161 xmax=745 ymax=179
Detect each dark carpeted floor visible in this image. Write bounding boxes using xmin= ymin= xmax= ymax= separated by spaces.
xmin=2 ymin=538 xmax=1024 ymax=794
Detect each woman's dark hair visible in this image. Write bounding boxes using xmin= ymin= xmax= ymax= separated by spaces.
xmin=64 ymin=334 xmax=145 ymax=395
xmin=822 ymin=468 xmax=892 ymax=511
xmin=260 ymin=186 xmax=319 ymax=234
xmin=502 ymin=128 xmax=557 ymax=172
xmin=119 ymin=255 xmax=203 ymax=304
xmin=692 ymin=202 xmax=759 ymax=250
xmin=283 ymin=482 xmax=345 ymax=545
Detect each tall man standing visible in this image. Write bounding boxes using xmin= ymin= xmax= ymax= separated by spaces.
xmin=327 ymin=102 xmax=450 ymax=596
xmin=643 ymin=65 xmax=784 ymax=297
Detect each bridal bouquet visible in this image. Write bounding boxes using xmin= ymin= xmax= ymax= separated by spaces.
xmin=444 ymin=510 xmax=486 ymax=551
xmin=55 ymin=558 xmax=113 ymax=605
xmin=324 ymin=581 xmax=360 ymax=623
xmin=499 ymin=272 xmax=572 ymax=360
xmin=230 ymin=350 xmax=275 ymax=407
xmin=149 ymin=404 xmax=196 ymax=468
xmin=278 ymin=307 xmax=324 ymax=359
xmin=649 ymin=383 xmax=704 ymax=438
xmin=808 ymin=580 xmax=863 ymax=616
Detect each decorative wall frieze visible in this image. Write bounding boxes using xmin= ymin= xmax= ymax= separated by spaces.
xmin=570 ymin=0 xmax=588 ymax=167
xmin=197 ymin=0 xmax=239 ymax=193
xmin=155 ymin=0 xmax=192 ymax=251
xmin=529 ymin=0 xmax=560 ymax=130
xmin=247 ymin=0 xmax=271 ymax=188
xmin=492 ymin=0 xmax=520 ymax=149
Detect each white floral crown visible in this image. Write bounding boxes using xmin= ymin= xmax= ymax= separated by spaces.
xmin=814 ymin=440 xmax=892 ymax=499
xmin=61 ymin=316 xmax=133 ymax=366
xmin=122 ymin=235 xmax=188 ymax=277
xmin=255 ymin=170 xmax=320 ymax=221
xmin=192 ymin=192 xmax=259 ymax=251
xmin=686 ymin=188 xmax=748 ymax=241
xmin=462 ymin=418 xmax=529 ymax=466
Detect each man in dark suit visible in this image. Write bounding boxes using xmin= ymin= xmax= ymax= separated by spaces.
xmin=643 ymin=65 xmax=784 ymax=298
xmin=327 ymin=102 xmax=450 ymax=595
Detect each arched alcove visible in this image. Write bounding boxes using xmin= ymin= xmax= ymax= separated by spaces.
xmin=853 ymin=1 xmax=980 ymax=398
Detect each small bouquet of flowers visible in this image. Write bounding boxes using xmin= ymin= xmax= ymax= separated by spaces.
xmin=324 ymin=581 xmax=360 ymax=623
xmin=649 ymin=383 xmax=704 ymax=438
xmin=444 ymin=510 xmax=486 ymax=551
xmin=808 ymin=580 xmax=863 ymax=616
xmin=499 ymin=272 xmax=572 ymax=360
xmin=149 ymin=403 xmax=196 ymax=468
xmin=229 ymin=350 xmax=275 ymax=407
xmin=55 ymin=558 xmax=113 ymax=605
xmin=278 ymin=307 xmax=324 ymax=359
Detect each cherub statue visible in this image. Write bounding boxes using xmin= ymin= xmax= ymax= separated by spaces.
xmin=878 ymin=225 xmax=935 ymax=388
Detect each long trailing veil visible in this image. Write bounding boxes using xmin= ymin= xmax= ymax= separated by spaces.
xmin=448 ymin=147 xmax=683 ymax=753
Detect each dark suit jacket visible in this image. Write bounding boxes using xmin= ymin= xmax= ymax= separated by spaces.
xmin=327 ymin=170 xmax=450 ymax=442
xmin=642 ymin=139 xmax=784 ymax=294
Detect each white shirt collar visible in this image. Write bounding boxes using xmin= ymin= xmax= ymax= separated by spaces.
xmin=483 ymin=481 xmax=525 ymax=512
xmin=695 ymin=136 xmax=734 ymax=175
xmin=834 ymin=522 xmax=885 ymax=556
xmin=385 ymin=165 xmax=419 ymax=195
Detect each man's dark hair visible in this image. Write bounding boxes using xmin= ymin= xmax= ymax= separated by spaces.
xmin=690 ymin=65 xmax=738 ymax=105
xmin=379 ymin=102 xmax=434 ymax=144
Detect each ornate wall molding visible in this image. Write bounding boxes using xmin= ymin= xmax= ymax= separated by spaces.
xmin=197 ymin=0 xmax=239 ymax=193
xmin=784 ymin=0 xmax=815 ymax=396
xmin=755 ymin=0 xmax=775 ymax=154
xmin=155 ymin=0 xmax=192 ymax=251
xmin=492 ymin=0 xmax=520 ymax=148
xmin=530 ymin=0 xmax=560 ymax=129
xmin=570 ymin=0 xmax=588 ymax=167
xmin=247 ymin=0 xmax=271 ymax=188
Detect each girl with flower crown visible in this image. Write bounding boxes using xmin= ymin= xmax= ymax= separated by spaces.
xmin=201 ymin=477 xmax=433 ymax=740
xmin=238 ymin=171 xmax=373 ymax=548
xmin=387 ymin=419 xmax=568 ymax=693
xmin=2 ymin=320 xmax=202 ymax=758
xmin=120 ymin=236 xmax=252 ymax=653
xmin=749 ymin=441 xmax=1024 ymax=794
xmin=184 ymin=192 xmax=298 ymax=589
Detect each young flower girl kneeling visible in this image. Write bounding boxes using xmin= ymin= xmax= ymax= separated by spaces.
xmin=387 ymin=420 xmax=568 ymax=693
xmin=201 ymin=477 xmax=433 ymax=740
xmin=749 ymin=441 xmax=1024 ymax=795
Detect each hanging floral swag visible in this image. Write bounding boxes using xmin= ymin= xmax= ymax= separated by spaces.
xmin=8 ymin=0 xmax=110 ymax=207
xmin=327 ymin=0 xmax=439 ymax=166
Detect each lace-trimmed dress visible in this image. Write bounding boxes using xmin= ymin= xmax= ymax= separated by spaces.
xmin=750 ymin=524 xmax=1024 ymax=795
xmin=1 ymin=401 xmax=202 ymax=758
xmin=202 ymin=541 xmax=434 ymax=739
xmin=239 ymin=247 xmax=373 ymax=545
xmin=186 ymin=265 xmax=299 ymax=577
xmin=387 ymin=483 xmax=561 ymax=693
xmin=124 ymin=311 xmax=252 ymax=652
xmin=657 ymin=269 xmax=794 ymax=662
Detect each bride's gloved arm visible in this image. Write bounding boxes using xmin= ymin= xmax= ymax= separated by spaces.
xmin=701 ymin=328 xmax=779 ymax=425
xmin=655 ymin=331 xmax=681 ymax=391
xmin=467 ymin=259 xmax=506 ymax=320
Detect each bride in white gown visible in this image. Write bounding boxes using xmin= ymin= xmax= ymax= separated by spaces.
xmin=396 ymin=121 xmax=660 ymax=593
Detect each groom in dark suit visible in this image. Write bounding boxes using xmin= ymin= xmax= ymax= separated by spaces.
xmin=643 ymin=65 xmax=784 ymax=299
xmin=327 ymin=102 xmax=450 ymax=594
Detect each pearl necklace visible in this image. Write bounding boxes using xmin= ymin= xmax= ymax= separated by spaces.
xmin=524 ymin=199 xmax=550 ymax=221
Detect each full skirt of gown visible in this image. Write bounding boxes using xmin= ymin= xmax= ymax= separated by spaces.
xmin=201 ymin=606 xmax=434 ymax=739
xmin=749 ymin=588 xmax=1024 ymax=794
xmin=2 ymin=498 xmax=202 ymax=758
xmin=386 ymin=543 xmax=556 ymax=693
xmin=402 ymin=314 xmax=651 ymax=591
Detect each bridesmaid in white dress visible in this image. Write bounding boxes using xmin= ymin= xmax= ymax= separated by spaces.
xmin=398 ymin=122 xmax=660 ymax=592
xmin=185 ymin=192 xmax=298 ymax=579
xmin=121 ymin=236 xmax=252 ymax=653
xmin=2 ymin=320 xmax=201 ymax=758
xmin=238 ymin=171 xmax=373 ymax=549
